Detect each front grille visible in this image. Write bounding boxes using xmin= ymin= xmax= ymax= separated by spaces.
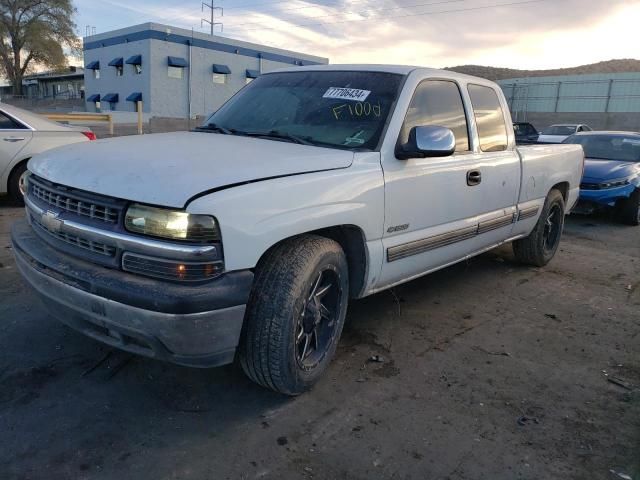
xmin=31 ymin=180 xmax=120 ymax=223
xmin=580 ymin=183 xmax=600 ymax=190
xmin=122 ymin=253 xmax=223 ymax=282
xmin=32 ymin=215 xmax=116 ymax=257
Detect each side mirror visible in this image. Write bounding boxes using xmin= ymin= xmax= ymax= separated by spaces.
xmin=396 ymin=125 xmax=456 ymax=160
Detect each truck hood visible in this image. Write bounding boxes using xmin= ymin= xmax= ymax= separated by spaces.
xmin=28 ymin=131 xmax=354 ymax=208
xmin=582 ymin=158 xmax=638 ymax=183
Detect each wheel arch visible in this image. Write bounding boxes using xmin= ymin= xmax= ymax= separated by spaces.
xmin=3 ymin=156 xmax=31 ymax=194
xmin=550 ymin=181 xmax=569 ymax=203
xmin=254 ymin=224 xmax=369 ymax=299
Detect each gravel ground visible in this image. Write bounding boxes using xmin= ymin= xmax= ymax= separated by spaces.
xmin=0 ymin=201 xmax=638 ymax=480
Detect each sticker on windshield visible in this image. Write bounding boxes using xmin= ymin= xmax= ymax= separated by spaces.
xmin=323 ymin=87 xmax=371 ymax=102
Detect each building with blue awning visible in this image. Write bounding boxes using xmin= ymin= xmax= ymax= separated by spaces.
xmin=83 ymin=22 xmax=328 ymax=117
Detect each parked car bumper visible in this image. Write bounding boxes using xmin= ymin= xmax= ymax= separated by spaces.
xmin=578 ymin=183 xmax=636 ymax=211
xmin=11 ymin=219 xmax=254 ymax=368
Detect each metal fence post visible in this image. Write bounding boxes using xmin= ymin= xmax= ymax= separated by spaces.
xmin=554 ymin=82 xmax=562 ymax=113
xmin=604 ymin=79 xmax=614 ymax=113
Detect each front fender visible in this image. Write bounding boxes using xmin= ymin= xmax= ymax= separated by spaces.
xmin=186 ymin=152 xmax=385 ymax=272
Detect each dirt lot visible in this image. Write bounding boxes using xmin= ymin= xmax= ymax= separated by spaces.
xmin=0 ymin=201 xmax=638 ymax=480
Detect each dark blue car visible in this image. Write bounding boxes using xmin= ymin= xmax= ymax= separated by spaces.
xmin=563 ymin=132 xmax=640 ymax=225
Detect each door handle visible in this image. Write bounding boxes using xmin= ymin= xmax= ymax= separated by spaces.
xmin=3 ymin=137 xmax=25 ymax=142
xmin=467 ymin=170 xmax=482 ymax=186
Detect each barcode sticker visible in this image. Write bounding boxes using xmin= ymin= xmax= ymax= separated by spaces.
xmin=323 ymin=87 xmax=371 ymax=102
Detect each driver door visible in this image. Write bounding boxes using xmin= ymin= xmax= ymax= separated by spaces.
xmin=377 ymin=80 xmax=520 ymax=289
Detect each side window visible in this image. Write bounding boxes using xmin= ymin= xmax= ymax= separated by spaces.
xmin=0 ymin=111 xmax=26 ymax=129
xmin=467 ymin=84 xmax=508 ymax=152
xmin=399 ymin=80 xmax=470 ymax=152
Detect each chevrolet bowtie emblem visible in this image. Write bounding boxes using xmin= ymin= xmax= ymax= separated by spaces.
xmin=41 ymin=210 xmax=63 ymax=232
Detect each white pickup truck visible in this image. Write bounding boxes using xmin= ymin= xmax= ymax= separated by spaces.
xmin=12 ymin=65 xmax=584 ymax=395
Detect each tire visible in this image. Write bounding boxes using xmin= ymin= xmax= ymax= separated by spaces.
xmin=620 ymin=189 xmax=640 ymax=226
xmin=239 ymin=235 xmax=349 ymax=395
xmin=513 ymin=189 xmax=565 ymax=267
xmin=7 ymin=162 xmax=28 ymax=206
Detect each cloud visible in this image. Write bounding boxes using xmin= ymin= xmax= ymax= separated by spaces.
xmin=220 ymin=0 xmax=638 ymax=67
xmin=75 ymin=0 xmax=640 ymax=69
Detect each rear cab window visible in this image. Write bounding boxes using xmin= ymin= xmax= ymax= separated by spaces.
xmin=467 ymin=84 xmax=508 ymax=152
xmin=399 ymin=79 xmax=470 ymax=153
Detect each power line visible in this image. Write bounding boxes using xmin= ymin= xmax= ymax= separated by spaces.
xmin=224 ymin=0 xmax=464 ymax=28
xmin=224 ymin=0 xmax=307 ymax=11
xmin=224 ymin=0 xmax=558 ymax=32
xmin=225 ymin=0 xmax=441 ymax=18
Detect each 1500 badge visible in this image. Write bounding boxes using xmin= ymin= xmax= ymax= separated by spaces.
xmin=387 ymin=224 xmax=409 ymax=233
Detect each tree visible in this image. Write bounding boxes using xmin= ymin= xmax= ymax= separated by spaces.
xmin=0 ymin=0 xmax=78 ymax=96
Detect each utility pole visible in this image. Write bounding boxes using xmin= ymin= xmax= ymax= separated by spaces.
xmin=202 ymin=1 xmax=223 ymax=36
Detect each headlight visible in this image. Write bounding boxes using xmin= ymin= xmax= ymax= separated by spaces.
xmin=124 ymin=204 xmax=220 ymax=243
xmin=599 ymin=177 xmax=632 ymax=189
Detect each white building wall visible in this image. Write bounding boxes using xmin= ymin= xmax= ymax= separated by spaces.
xmin=83 ymin=23 xmax=328 ymax=119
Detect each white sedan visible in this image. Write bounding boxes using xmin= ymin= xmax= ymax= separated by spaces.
xmin=0 ymin=103 xmax=95 ymax=204
xmin=537 ymin=124 xmax=592 ymax=144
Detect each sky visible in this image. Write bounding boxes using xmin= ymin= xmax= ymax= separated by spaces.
xmin=72 ymin=0 xmax=640 ymax=70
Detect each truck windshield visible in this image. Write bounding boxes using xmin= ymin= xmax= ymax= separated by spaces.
xmin=202 ymin=70 xmax=404 ymax=151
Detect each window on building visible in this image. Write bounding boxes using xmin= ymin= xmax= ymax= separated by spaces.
xmin=88 ymin=94 xmax=100 ymax=110
xmin=246 ymin=69 xmax=260 ymax=85
xmin=109 ymin=57 xmax=124 ymax=77
xmin=102 ymin=93 xmax=119 ymax=111
xmin=168 ymin=66 xmax=183 ymax=79
xmin=212 ymin=64 xmax=231 ymax=85
xmin=86 ymin=61 xmax=100 ymax=79
xmin=467 ymin=84 xmax=508 ymax=152
xmin=126 ymin=92 xmax=142 ymax=112
xmin=167 ymin=57 xmax=188 ymax=79
xmin=213 ymin=73 xmax=227 ymax=84
xmin=399 ymin=80 xmax=470 ymax=152
xmin=126 ymin=55 xmax=142 ymax=75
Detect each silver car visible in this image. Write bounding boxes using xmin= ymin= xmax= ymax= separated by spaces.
xmin=537 ymin=124 xmax=592 ymax=144
xmin=0 ymin=103 xmax=95 ymax=204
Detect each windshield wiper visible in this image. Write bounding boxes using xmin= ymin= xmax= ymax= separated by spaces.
xmin=194 ymin=123 xmax=233 ymax=135
xmin=237 ymin=130 xmax=314 ymax=146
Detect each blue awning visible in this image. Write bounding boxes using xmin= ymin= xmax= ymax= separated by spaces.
xmin=125 ymin=55 xmax=142 ymax=65
xmin=168 ymin=56 xmax=188 ymax=68
xmin=87 ymin=94 xmax=100 ymax=103
xmin=212 ymin=64 xmax=231 ymax=74
xmin=246 ymin=69 xmax=260 ymax=79
xmin=86 ymin=61 xmax=100 ymax=70
xmin=102 ymin=93 xmax=119 ymax=103
xmin=126 ymin=92 xmax=142 ymax=102
xmin=108 ymin=57 xmax=123 ymax=67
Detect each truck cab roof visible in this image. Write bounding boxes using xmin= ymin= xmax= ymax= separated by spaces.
xmin=272 ymin=64 xmax=495 ymax=85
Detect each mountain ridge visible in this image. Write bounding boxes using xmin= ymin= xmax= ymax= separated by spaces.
xmin=446 ymin=59 xmax=640 ymax=81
